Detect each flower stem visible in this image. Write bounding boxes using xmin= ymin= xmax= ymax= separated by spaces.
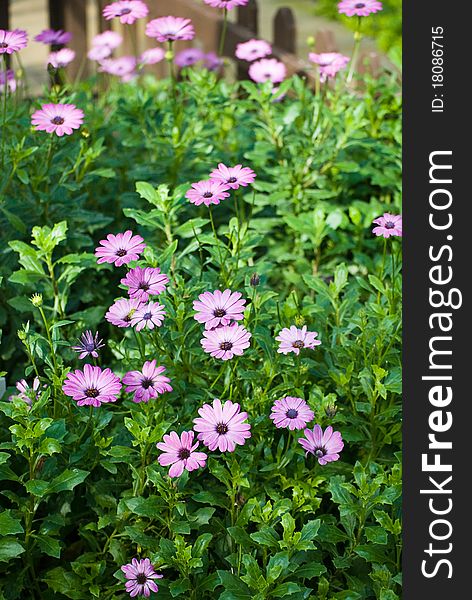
xmin=1 ymin=56 xmax=8 ymax=170
xmin=218 ymin=9 xmax=228 ymax=57
xmin=346 ymin=17 xmax=362 ymax=84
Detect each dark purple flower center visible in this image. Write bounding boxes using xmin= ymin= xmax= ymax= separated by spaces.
xmin=216 ymin=422 xmax=229 ymax=435
xmin=136 ymin=573 xmax=148 ymax=585
xmin=120 ymin=8 xmax=132 ymax=15
xmin=0 ymin=43 xmax=8 ymax=49
xmin=314 ymin=447 xmax=327 ymax=458
xmin=139 ymin=283 xmax=150 ymax=291
xmin=116 ymin=248 xmax=127 ymax=257
xmin=143 ymin=312 xmax=152 ymax=320
xmin=213 ymin=308 xmax=226 ymax=318
xmin=141 ymin=377 xmax=154 ymax=390
xmin=124 ymin=314 xmax=132 ymax=322
xmin=51 ymin=116 xmax=65 ymax=125
xmin=286 ymin=409 xmax=298 ymax=419
xmin=355 ymin=3 xmax=366 ymax=7
xmin=84 ymin=342 xmax=96 ymax=352
xmin=227 ymin=177 xmax=237 ymax=183
xmin=220 ymin=341 xmax=233 ymax=351
xmin=85 ymin=387 xmax=99 ymax=398
xmin=385 ymin=221 xmax=395 ymax=229
xmin=178 ymin=448 xmax=191 ymax=460
xmin=292 ymin=340 xmax=305 ymax=349
xmin=203 ymin=192 xmax=213 ymax=198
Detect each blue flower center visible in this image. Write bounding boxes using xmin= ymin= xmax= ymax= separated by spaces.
xmin=51 ymin=116 xmax=65 ymax=125
xmin=385 ymin=221 xmax=395 ymax=229
xmin=286 ymin=409 xmax=298 ymax=419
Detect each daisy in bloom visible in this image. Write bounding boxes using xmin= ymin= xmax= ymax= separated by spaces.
xmin=31 ymin=103 xmax=84 ymax=137
xmin=47 ymin=48 xmax=76 ymax=69
xmin=139 ymin=47 xmax=165 ymax=65
xmin=209 ymin=163 xmax=256 ymax=190
xmin=9 ymin=377 xmax=41 ymax=405
xmin=99 ymin=56 xmax=136 ymax=81
xmin=193 ymin=398 xmax=251 ymax=452
xmin=95 ymin=231 xmax=146 ymax=267
xmin=0 ymin=29 xmax=28 ymax=54
xmin=372 ymin=213 xmax=402 ymax=238
xmin=193 ymin=289 xmax=246 ymax=330
xmin=270 ymin=397 xmax=315 ymax=430
xmin=186 ymin=180 xmax=231 ymax=207
xmin=62 ymin=364 xmax=121 ymax=407
xmin=123 ymin=360 xmax=172 ymax=403
xmin=338 ymin=0 xmax=383 ymax=17
xmin=145 ymin=16 xmax=195 ymax=43
xmin=0 ymin=69 xmax=17 ymax=94
xmin=105 ymin=298 xmax=143 ymax=328
xmin=121 ymin=266 xmax=169 ymax=302
xmin=235 ymin=39 xmax=272 ymax=61
xmin=298 ymin=424 xmax=344 ymax=465
xmin=201 ymin=323 xmax=251 ymax=360
xmin=72 ymin=331 xmax=104 ymax=359
xmin=203 ymin=52 xmax=222 ymax=71
xmin=130 ymin=301 xmax=166 ymax=331
xmin=204 ymin=0 xmax=248 ymax=9
xmin=34 ymin=29 xmax=72 ymax=45
xmin=249 ymin=58 xmax=287 ymax=84
xmin=308 ymin=52 xmax=350 ymax=82
xmin=157 ymin=431 xmax=207 ymax=477
xmin=102 ymin=0 xmax=149 ymax=24
xmin=276 ymin=325 xmax=321 ymax=355
xmin=88 ymin=31 xmax=122 ymax=61
xmin=121 ymin=558 xmax=163 ymax=598
xmin=175 ymin=48 xmax=205 ymax=68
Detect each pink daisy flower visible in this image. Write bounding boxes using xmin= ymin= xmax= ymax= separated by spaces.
xmin=204 ymin=0 xmax=248 ymax=9
xmin=9 ymin=377 xmax=41 ymax=405
xmin=121 ymin=266 xmax=169 ymax=302
xmin=338 ymin=0 xmax=383 ymax=17
xmin=47 ymin=48 xmax=76 ymax=69
xmin=121 ymin=558 xmax=163 ymax=598
xmin=157 ymin=431 xmax=207 ymax=477
xmin=31 ymin=103 xmax=84 ymax=137
xmin=0 ymin=29 xmax=28 ymax=54
xmin=62 ymin=364 xmax=121 ymax=407
xmin=203 ymin=52 xmax=222 ymax=71
xmin=139 ymin=47 xmax=165 ymax=65
xmin=88 ymin=45 xmax=113 ymax=62
xmin=235 ymin=39 xmax=272 ymax=62
xmin=99 ymin=56 xmax=136 ymax=81
xmin=201 ymin=323 xmax=251 ymax=360
xmin=186 ymin=180 xmax=231 ymax=207
xmin=102 ymin=0 xmax=149 ymax=24
xmin=71 ymin=330 xmax=104 ymax=359
xmin=105 ymin=298 xmax=143 ymax=328
xmin=276 ymin=325 xmax=321 ymax=355
xmin=308 ymin=52 xmax=350 ymax=82
xmin=95 ymin=231 xmax=146 ymax=267
xmin=130 ymin=301 xmax=166 ymax=331
xmin=0 ymin=69 xmax=16 ymax=94
xmin=298 ymin=425 xmax=344 ymax=465
xmin=193 ymin=398 xmax=251 ymax=452
xmin=270 ymin=397 xmax=315 ymax=430
xmin=175 ymin=48 xmax=205 ymax=68
xmin=92 ymin=30 xmax=123 ymax=49
xmin=145 ymin=16 xmax=195 ymax=43
xmin=248 ymin=58 xmax=286 ymax=84
xmin=193 ymin=289 xmax=246 ymax=330
xmin=123 ymin=360 xmax=172 ymax=403
xmin=372 ymin=213 xmax=402 ymax=238
xmin=34 ymin=29 xmax=72 ymax=45
xmin=209 ymin=163 xmax=256 ymax=190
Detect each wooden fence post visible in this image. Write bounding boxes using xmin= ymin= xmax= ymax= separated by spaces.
xmin=273 ymin=7 xmax=296 ymax=55
xmin=236 ymin=0 xmax=258 ymax=79
xmin=97 ymin=0 xmax=112 ymax=33
xmin=48 ymin=0 xmax=88 ymax=78
xmin=0 ymin=0 xmax=10 ymax=67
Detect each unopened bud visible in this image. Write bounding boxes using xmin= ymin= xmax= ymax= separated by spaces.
xmin=306 ymin=36 xmax=316 ymax=49
xmin=325 ymin=404 xmax=337 ymax=418
xmin=250 ymin=273 xmax=260 ymax=287
xmin=17 ymin=329 xmax=27 ymax=341
xmin=294 ymin=314 xmax=305 ymax=327
xmin=30 ymin=294 xmax=43 ymax=307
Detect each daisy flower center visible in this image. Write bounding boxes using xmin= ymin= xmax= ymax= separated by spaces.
xmin=85 ymin=387 xmax=99 ymax=398
xmin=227 ymin=176 xmax=237 ymax=183
xmin=203 ymin=192 xmax=213 ymax=198
xmin=143 ymin=312 xmax=152 ymax=320
xmin=84 ymin=342 xmax=96 ymax=352
xmin=355 ymin=2 xmax=366 ymax=7
xmin=220 ymin=341 xmax=233 ymax=351
xmin=178 ymin=448 xmax=191 ymax=460
xmin=136 ymin=573 xmax=148 ymax=585
xmin=314 ymin=447 xmax=327 ymax=458
xmin=286 ymin=409 xmax=298 ymax=419
xmin=385 ymin=221 xmax=395 ymax=229
xmin=0 ymin=43 xmax=8 ymax=49
xmin=216 ymin=422 xmax=229 ymax=434
xmin=139 ymin=283 xmax=150 ymax=291
xmin=213 ymin=308 xmax=226 ymax=317
xmin=51 ymin=116 xmax=65 ymax=125
xmin=141 ymin=377 xmax=154 ymax=390
xmin=115 ymin=248 xmax=127 ymax=257
xmin=292 ymin=340 xmax=305 ymax=349
xmin=120 ymin=7 xmax=132 ymax=15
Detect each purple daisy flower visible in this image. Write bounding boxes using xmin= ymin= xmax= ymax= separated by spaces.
xmin=0 ymin=29 xmax=28 ymax=54
xmin=130 ymin=301 xmax=166 ymax=331
xmin=209 ymin=163 xmax=256 ymax=190
xmin=139 ymin=47 xmax=165 ymax=65
xmin=0 ymin=69 xmax=17 ymax=94
xmin=102 ymin=0 xmax=149 ymax=24
xmin=105 ymin=298 xmax=143 ymax=328
xmin=276 ymin=325 xmax=321 ymax=355
xmin=338 ymin=0 xmax=383 ymax=17
xmin=298 ymin=424 xmax=344 ymax=465
xmin=186 ymin=179 xmax=231 ymax=207
xmin=203 ymin=52 xmax=222 ymax=71
xmin=99 ymin=56 xmax=137 ymax=81
xmin=72 ymin=331 xmax=104 ymax=359
xmin=31 ymin=103 xmax=84 ymax=137
xmin=121 ymin=266 xmax=169 ymax=302
xmin=123 ymin=360 xmax=172 ymax=403
xmin=121 ymin=558 xmax=163 ymax=598
xmin=95 ymin=231 xmax=146 ymax=267
xmin=175 ymin=48 xmax=205 ymax=68
xmin=145 ymin=16 xmax=195 ymax=43
xmin=9 ymin=377 xmax=41 ymax=405
xmin=157 ymin=430 xmax=207 ymax=477
xmin=62 ymin=364 xmax=121 ymax=407
xmin=248 ymin=58 xmax=286 ymax=84
xmin=270 ymin=396 xmax=315 ymax=430
xmin=372 ymin=213 xmax=402 ymax=238
xmin=235 ymin=39 xmax=272 ymax=62
xmin=34 ymin=29 xmax=72 ymax=45
xmin=308 ymin=52 xmax=350 ymax=82
xmin=193 ymin=398 xmax=251 ymax=452
xmin=193 ymin=289 xmax=246 ymax=330
xmin=47 ymin=48 xmax=76 ymax=69
xmin=201 ymin=323 xmax=251 ymax=360
xmin=204 ymin=0 xmax=248 ymax=9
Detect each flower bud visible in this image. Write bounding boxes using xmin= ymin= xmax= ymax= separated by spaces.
xmin=250 ymin=273 xmax=260 ymax=287
xmin=325 ymin=403 xmax=338 ymax=418
xmin=294 ymin=314 xmax=305 ymax=327
xmin=30 ymin=294 xmax=43 ymax=307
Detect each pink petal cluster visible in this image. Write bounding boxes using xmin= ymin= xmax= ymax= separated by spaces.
xmin=298 ymin=425 xmax=344 ymax=465
xmin=157 ymin=431 xmax=207 ymax=477
xmin=105 ymin=297 xmax=143 ymax=328
xmin=95 ymin=231 xmax=146 ymax=267
xmin=88 ymin=31 xmax=123 ymax=61
xmin=270 ymin=397 xmax=315 ymax=430
xmin=139 ymin=47 xmax=165 ymax=65
xmin=130 ymin=301 xmax=166 ymax=331
xmin=123 ymin=360 xmax=172 ymax=402
xmin=193 ymin=289 xmax=246 ymax=330
xmin=193 ymin=398 xmax=251 ymax=452
xmin=9 ymin=377 xmax=41 ymax=405
xmin=102 ymin=0 xmax=149 ymax=24
xmin=99 ymin=56 xmax=137 ymax=82
xmin=34 ymin=29 xmax=72 ymax=45
xmin=121 ymin=558 xmax=162 ymax=598
xmin=0 ymin=29 xmax=28 ymax=54
xmin=31 ymin=103 xmax=84 ymax=137
xmin=338 ymin=0 xmax=383 ymax=17
xmin=372 ymin=213 xmax=402 ymax=238
xmin=235 ymin=39 xmax=272 ymax=62
xmin=276 ymin=325 xmax=321 ymax=355
xmin=175 ymin=48 xmax=205 ymax=68
xmin=204 ymin=0 xmax=248 ymax=9
xmin=0 ymin=69 xmax=17 ymax=94
xmin=62 ymin=364 xmax=121 ymax=407
xmin=308 ymin=52 xmax=350 ymax=82
xmin=121 ymin=266 xmax=169 ymax=302
xmin=249 ymin=58 xmax=286 ymax=84
xmin=186 ymin=180 xmax=230 ymax=207
xmin=145 ymin=16 xmax=195 ymax=43
xmin=47 ymin=48 xmax=76 ymax=69
xmin=201 ymin=323 xmax=251 ymax=360
xmin=209 ymin=163 xmax=256 ymax=189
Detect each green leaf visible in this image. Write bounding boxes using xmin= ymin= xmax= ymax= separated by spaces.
xmin=250 ymin=526 xmax=279 ymax=549
xmin=0 ymin=538 xmax=25 ymax=562
xmin=300 ymin=519 xmax=321 ymax=542
xmin=365 ymin=526 xmax=388 ymax=545
xmin=37 ymin=535 xmax=61 ymax=558
xmin=47 ymin=469 xmax=89 ymax=494
xmin=0 ymin=511 xmax=24 ymax=536
xmin=169 ymin=577 xmax=191 ymax=597
xmin=217 ymin=571 xmax=252 ymax=599
xmin=42 ymin=567 xmax=85 ymax=599
xmin=271 ymin=582 xmax=303 ymax=597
